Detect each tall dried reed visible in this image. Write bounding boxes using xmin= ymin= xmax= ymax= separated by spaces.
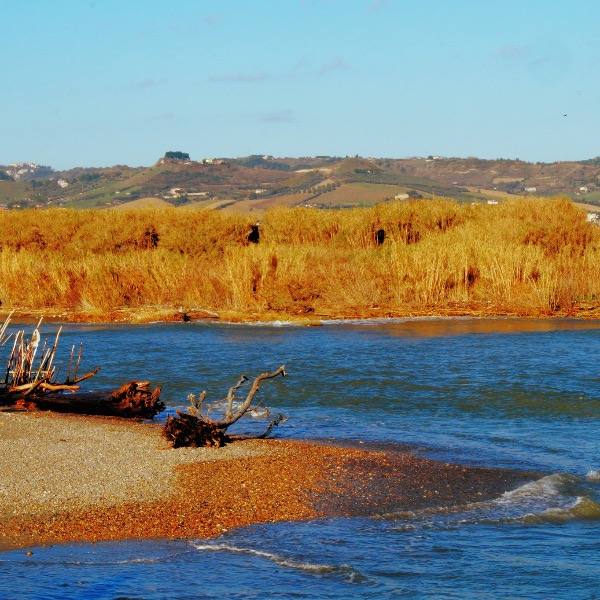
xmin=0 ymin=197 xmax=597 ymax=320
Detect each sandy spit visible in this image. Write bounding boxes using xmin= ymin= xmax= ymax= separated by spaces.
xmin=0 ymin=411 xmax=530 ymax=551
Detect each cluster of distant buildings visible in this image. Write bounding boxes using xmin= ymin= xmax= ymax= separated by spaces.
xmin=163 ymin=188 xmax=210 ymax=199
xmin=156 ymin=157 xmax=229 ymax=166
xmin=518 ymin=185 xmax=590 ymax=195
xmin=4 ymin=161 xmax=42 ymax=180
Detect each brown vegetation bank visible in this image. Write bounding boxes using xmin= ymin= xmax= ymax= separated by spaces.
xmin=1 ymin=197 xmax=599 ymax=323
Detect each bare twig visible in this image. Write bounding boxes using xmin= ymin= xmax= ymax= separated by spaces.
xmin=225 ymin=375 xmax=249 ymax=420
xmin=0 ymin=311 xmax=15 ymax=346
xmin=67 ymin=366 xmax=100 ymax=385
xmin=207 ymin=365 xmax=286 ymax=428
xmin=73 ymin=343 xmax=83 ymax=382
xmin=67 ymin=344 xmax=75 ymax=382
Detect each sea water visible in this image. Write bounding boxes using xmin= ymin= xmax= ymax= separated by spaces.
xmin=1 ymin=317 xmax=600 ymax=599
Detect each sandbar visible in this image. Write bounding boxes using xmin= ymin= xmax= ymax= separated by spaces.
xmin=0 ymin=411 xmax=529 ymax=551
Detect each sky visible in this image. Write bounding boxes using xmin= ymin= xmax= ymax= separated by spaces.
xmin=2 ymin=0 xmax=600 ymax=170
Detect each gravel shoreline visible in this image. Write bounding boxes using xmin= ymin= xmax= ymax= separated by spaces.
xmin=0 ymin=411 xmax=531 ymax=551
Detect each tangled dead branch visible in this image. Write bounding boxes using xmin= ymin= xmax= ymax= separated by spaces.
xmin=0 ymin=313 xmax=163 ymax=418
xmin=0 ymin=312 xmax=99 ymax=401
xmin=163 ymin=365 xmax=287 ymax=448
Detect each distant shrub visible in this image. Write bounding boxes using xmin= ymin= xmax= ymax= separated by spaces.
xmin=79 ymin=173 xmax=100 ymax=182
xmin=164 ymin=151 xmax=190 ymax=160
xmin=235 ymin=155 xmax=292 ymax=171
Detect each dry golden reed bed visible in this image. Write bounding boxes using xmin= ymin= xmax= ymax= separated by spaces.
xmin=1 ymin=197 xmax=599 ymax=322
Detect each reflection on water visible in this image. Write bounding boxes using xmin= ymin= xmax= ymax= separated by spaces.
xmin=369 ymin=316 xmax=600 ymax=338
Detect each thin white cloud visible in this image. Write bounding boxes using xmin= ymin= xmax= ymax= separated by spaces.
xmin=319 ymin=56 xmax=350 ymax=75
xmin=496 ymin=42 xmax=570 ymax=82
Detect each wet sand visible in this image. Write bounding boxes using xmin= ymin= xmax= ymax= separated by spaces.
xmin=0 ymin=411 xmax=530 ymax=551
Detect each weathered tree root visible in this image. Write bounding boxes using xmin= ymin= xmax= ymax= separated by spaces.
xmin=163 ymin=366 xmax=287 ymax=448
xmin=163 ymin=412 xmax=230 ymax=448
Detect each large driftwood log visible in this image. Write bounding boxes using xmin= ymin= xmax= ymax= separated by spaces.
xmin=0 ymin=314 xmax=163 ymax=419
xmin=163 ymin=366 xmax=287 ymax=448
xmin=11 ymin=380 xmax=165 ymax=418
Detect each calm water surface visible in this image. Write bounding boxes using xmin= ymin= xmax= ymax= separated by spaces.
xmin=1 ymin=317 xmax=600 ymax=599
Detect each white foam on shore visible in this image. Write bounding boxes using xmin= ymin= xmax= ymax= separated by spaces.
xmin=497 ymin=473 xmax=576 ymax=503
xmin=192 ymin=541 xmax=365 ymax=582
xmin=383 ymin=472 xmax=600 ymax=528
xmin=218 ymin=319 xmax=301 ymax=327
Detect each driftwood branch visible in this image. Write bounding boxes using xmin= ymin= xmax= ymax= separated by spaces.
xmin=163 ymin=365 xmax=288 ymax=448
xmin=225 ymin=375 xmax=249 ymax=421
xmin=68 ymin=366 xmax=101 ymax=385
xmin=11 ymin=367 xmax=102 ymax=397
xmin=187 ymin=390 xmax=207 ymax=417
xmin=215 ymin=365 xmax=286 ymax=428
xmin=18 ymin=376 xmax=51 ymax=397
xmin=250 ymin=413 xmax=288 ymax=440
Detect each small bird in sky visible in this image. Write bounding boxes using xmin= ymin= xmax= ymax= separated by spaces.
xmin=563 ymin=114 xmax=568 ymax=117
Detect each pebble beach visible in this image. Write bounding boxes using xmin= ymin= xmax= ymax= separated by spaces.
xmin=0 ymin=410 xmax=529 ymax=552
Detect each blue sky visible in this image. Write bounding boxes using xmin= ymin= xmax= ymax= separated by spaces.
xmin=2 ymin=0 xmax=599 ymax=169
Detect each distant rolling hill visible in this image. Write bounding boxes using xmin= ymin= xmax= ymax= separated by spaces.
xmin=2 ymin=154 xmax=600 ymax=212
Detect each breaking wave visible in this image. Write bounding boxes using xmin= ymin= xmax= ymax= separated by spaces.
xmin=522 ymin=496 xmax=600 ymax=524
xmin=382 ymin=473 xmax=600 ymax=530
xmin=497 ymin=473 xmax=578 ymax=503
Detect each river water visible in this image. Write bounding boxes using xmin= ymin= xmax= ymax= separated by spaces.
xmin=1 ymin=317 xmax=600 ymax=598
